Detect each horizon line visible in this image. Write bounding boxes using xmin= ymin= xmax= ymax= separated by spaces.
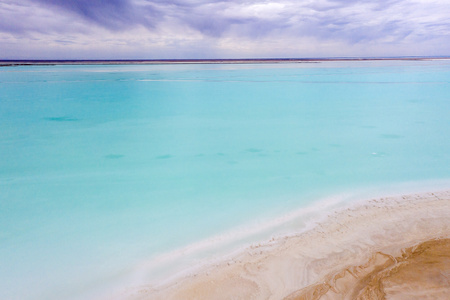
xmin=1 ymin=56 xmax=450 ymax=66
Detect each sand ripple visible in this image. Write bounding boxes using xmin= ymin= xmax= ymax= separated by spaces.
xmin=286 ymin=238 xmax=450 ymax=299
xmin=129 ymin=190 xmax=450 ymax=300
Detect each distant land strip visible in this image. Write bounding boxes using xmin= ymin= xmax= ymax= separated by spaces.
xmin=1 ymin=57 xmax=449 ymax=67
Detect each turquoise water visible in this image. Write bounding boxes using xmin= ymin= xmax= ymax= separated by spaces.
xmin=1 ymin=61 xmax=449 ymax=299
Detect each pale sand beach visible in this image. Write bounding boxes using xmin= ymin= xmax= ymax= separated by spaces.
xmin=129 ymin=190 xmax=449 ymax=300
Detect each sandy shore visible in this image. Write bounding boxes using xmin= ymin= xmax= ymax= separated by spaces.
xmin=128 ymin=190 xmax=449 ymax=299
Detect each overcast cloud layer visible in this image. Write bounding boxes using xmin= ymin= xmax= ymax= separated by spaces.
xmin=0 ymin=0 xmax=449 ymax=59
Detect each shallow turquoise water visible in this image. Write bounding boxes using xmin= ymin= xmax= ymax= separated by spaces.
xmin=1 ymin=61 xmax=449 ymax=299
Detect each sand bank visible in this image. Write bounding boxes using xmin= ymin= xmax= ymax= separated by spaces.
xmin=129 ymin=190 xmax=449 ymax=299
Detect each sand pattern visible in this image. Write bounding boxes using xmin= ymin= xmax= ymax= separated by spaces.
xmin=286 ymin=238 xmax=450 ymax=299
xmin=130 ymin=190 xmax=450 ymax=300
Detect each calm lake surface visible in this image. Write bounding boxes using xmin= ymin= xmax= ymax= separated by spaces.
xmin=1 ymin=60 xmax=449 ymax=299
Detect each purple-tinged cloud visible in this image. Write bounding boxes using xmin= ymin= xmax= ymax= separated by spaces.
xmin=35 ymin=0 xmax=159 ymax=29
xmin=0 ymin=0 xmax=449 ymax=59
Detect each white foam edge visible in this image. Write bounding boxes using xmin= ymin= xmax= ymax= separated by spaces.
xmin=105 ymin=179 xmax=450 ymax=299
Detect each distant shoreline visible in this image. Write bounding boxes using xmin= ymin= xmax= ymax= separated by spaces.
xmin=1 ymin=57 xmax=449 ymax=67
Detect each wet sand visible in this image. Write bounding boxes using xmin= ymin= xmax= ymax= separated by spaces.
xmin=129 ymin=190 xmax=449 ymax=300
xmin=286 ymin=238 xmax=450 ymax=299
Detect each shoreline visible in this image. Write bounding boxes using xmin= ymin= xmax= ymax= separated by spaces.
xmin=123 ymin=190 xmax=449 ymax=300
xmin=1 ymin=57 xmax=450 ymax=67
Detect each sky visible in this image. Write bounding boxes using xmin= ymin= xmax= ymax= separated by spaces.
xmin=0 ymin=0 xmax=449 ymax=59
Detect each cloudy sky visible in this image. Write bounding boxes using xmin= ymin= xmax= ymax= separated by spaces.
xmin=1 ymin=0 xmax=449 ymax=59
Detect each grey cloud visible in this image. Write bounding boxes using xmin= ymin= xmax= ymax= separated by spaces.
xmin=280 ymin=0 xmax=424 ymax=44
xmin=1 ymin=0 xmax=450 ymax=59
xmin=35 ymin=0 xmax=159 ymax=29
xmin=2 ymin=0 xmax=447 ymax=43
xmin=171 ymin=0 xmax=414 ymax=44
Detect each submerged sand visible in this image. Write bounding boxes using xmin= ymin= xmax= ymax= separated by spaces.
xmin=129 ymin=190 xmax=450 ymax=300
